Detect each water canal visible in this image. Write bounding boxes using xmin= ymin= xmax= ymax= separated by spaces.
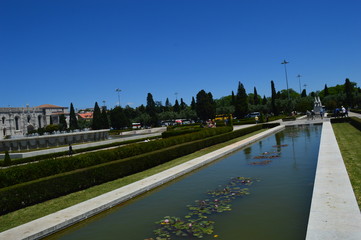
xmin=47 ymin=124 xmax=322 ymax=240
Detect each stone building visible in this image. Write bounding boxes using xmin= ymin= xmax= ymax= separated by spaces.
xmin=0 ymin=104 xmax=68 ymax=138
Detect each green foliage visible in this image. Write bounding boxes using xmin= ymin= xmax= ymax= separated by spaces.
xmin=92 ymin=102 xmax=103 ymax=130
xmin=69 ymin=103 xmax=79 ymax=130
xmin=196 ymin=90 xmax=216 ymax=121
xmin=44 ymin=124 xmax=59 ymax=133
xmin=3 ymin=151 xmax=11 ymax=166
xmin=110 ymin=106 xmax=130 ymax=130
xmin=59 ymin=114 xmax=67 ymax=131
xmin=233 ymin=82 xmax=248 ymax=118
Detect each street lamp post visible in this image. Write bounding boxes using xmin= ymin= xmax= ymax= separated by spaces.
xmin=296 ymin=74 xmax=302 ymax=95
xmin=115 ymin=88 xmax=121 ymax=107
xmin=281 ymin=60 xmax=290 ymax=100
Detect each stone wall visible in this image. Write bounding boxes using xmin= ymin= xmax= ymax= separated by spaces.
xmin=0 ymin=129 xmax=109 ymax=152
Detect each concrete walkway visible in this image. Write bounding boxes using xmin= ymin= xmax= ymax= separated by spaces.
xmin=306 ymin=122 xmax=361 ymax=239
xmin=0 ymin=126 xmax=285 ymax=240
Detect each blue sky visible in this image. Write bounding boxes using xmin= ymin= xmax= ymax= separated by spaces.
xmin=1 ymin=0 xmax=360 ymax=110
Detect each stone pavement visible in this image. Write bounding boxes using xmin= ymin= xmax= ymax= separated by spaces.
xmin=306 ymin=121 xmax=361 ymax=239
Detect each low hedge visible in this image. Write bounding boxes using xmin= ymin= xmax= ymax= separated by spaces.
xmin=162 ymin=128 xmax=202 ymax=138
xmin=0 ymin=124 xmax=273 ymax=214
xmin=351 ymin=109 xmax=361 ymax=114
xmin=350 ymin=117 xmax=361 ymax=131
xmin=0 ymin=127 xmax=232 ymax=188
xmin=330 ymin=117 xmax=351 ymax=123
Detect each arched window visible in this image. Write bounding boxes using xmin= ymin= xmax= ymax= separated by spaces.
xmin=1 ymin=117 xmax=5 ymax=125
xmin=15 ymin=116 xmax=19 ymax=130
xmin=27 ymin=115 xmax=31 ymax=123
xmin=2 ymin=128 xmax=6 ymax=136
xmin=38 ymin=115 xmax=42 ymax=128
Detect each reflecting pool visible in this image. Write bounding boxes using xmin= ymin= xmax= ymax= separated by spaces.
xmin=47 ymin=124 xmax=322 ymax=240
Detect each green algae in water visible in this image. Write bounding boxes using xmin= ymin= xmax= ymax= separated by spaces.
xmin=147 ymin=177 xmax=257 ymax=239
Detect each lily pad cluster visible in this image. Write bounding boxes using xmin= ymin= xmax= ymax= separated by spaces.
xmin=146 ymin=177 xmax=255 ymax=240
xmin=249 ymin=160 xmax=272 ymax=165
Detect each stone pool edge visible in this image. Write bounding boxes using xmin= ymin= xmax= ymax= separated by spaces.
xmin=0 ymin=125 xmax=285 ymax=240
xmin=306 ymin=121 xmax=361 ymax=240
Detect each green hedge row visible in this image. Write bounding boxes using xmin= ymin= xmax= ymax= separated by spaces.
xmin=351 ymin=109 xmax=361 ymax=114
xmin=0 ymin=127 xmax=232 ymax=188
xmin=162 ymin=128 xmax=202 ymax=138
xmin=330 ymin=117 xmax=361 ymax=131
xmin=0 ymin=124 xmax=271 ymax=214
xmin=350 ymin=117 xmax=361 ymax=131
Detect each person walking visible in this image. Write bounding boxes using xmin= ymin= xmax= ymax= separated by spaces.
xmin=68 ymin=144 xmax=73 ymax=156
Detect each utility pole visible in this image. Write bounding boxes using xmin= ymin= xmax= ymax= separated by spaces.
xmin=281 ymin=60 xmax=290 ymax=100
xmin=296 ymin=74 xmax=302 ymax=95
xmin=115 ymin=88 xmax=121 ymax=107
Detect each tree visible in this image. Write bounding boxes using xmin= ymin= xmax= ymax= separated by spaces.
xmin=196 ymin=90 xmax=216 ymax=121
xmin=69 ymin=103 xmax=79 ymax=130
xmin=146 ymin=93 xmax=158 ymax=126
xmin=173 ymin=99 xmax=180 ymax=113
xmin=165 ymin=98 xmax=172 ymax=111
xmin=233 ymin=82 xmax=248 ymax=118
xmin=180 ymin=98 xmax=187 ymax=110
xmin=262 ymin=95 xmax=267 ymax=105
xmin=110 ymin=106 xmax=130 ymax=129
xmin=253 ymin=87 xmax=260 ymax=105
xmin=271 ymin=80 xmax=278 ymax=115
xmin=190 ymin=97 xmax=196 ymax=110
xmin=92 ymin=102 xmax=102 ymax=130
xmin=344 ymin=78 xmax=354 ymax=107
xmin=324 ymin=84 xmax=329 ymax=97
xmin=301 ymin=89 xmax=307 ymax=97
xmin=101 ymin=106 xmax=109 ymax=129
xmin=59 ymin=114 xmax=67 ymax=131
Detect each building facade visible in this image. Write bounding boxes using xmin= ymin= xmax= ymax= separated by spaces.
xmin=0 ymin=104 xmax=68 ymax=138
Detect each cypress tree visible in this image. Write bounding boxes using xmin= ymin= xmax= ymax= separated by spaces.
xmin=234 ymin=82 xmax=248 ymax=118
xmin=69 ymin=103 xmax=79 ymax=130
xmin=146 ymin=93 xmax=158 ymax=126
xmin=173 ymin=99 xmax=180 ymax=113
xmin=301 ymin=89 xmax=307 ymax=97
xmin=271 ymin=80 xmax=278 ymax=115
xmin=92 ymin=102 xmax=102 ymax=130
xmin=191 ymin=97 xmax=196 ymax=110
xmin=344 ymin=78 xmax=354 ymax=107
xmin=59 ymin=114 xmax=67 ymax=131
xmin=101 ymin=106 xmax=109 ymax=129
xmin=110 ymin=106 xmax=130 ymax=129
xmin=165 ymin=98 xmax=172 ymax=111
xmin=262 ymin=95 xmax=267 ymax=105
xmin=324 ymin=84 xmax=329 ymax=96
xmin=254 ymin=87 xmax=259 ymax=105
xmin=180 ymin=98 xmax=187 ymax=110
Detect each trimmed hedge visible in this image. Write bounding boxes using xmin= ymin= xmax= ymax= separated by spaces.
xmin=162 ymin=128 xmax=202 ymax=138
xmin=0 ymin=124 xmax=277 ymax=214
xmin=0 ymin=127 xmax=232 ymax=188
xmin=350 ymin=117 xmax=361 ymax=131
xmin=330 ymin=117 xmax=351 ymax=123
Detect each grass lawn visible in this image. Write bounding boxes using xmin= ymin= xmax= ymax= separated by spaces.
xmin=332 ymin=123 xmax=361 ymax=208
xmin=0 ymin=128 xmax=266 ymax=232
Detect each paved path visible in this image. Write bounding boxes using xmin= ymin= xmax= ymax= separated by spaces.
xmin=306 ymin=121 xmax=361 ymax=239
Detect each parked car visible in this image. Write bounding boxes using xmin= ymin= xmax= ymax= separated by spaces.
xmin=245 ymin=112 xmax=260 ymax=118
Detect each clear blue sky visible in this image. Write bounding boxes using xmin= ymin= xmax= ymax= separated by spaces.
xmin=1 ymin=0 xmax=360 ymax=110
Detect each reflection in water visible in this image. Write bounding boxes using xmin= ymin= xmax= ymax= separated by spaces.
xmin=49 ymin=125 xmax=322 ymax=240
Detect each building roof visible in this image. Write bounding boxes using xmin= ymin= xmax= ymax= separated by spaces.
xmin=36 ymin=104 xmax=66 ymax=109
xmin=78 ymin=112 xmax=93 ymax=119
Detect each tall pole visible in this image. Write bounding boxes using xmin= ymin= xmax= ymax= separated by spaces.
xmin=281 ymin=60 xmax=290 ymax=100
xmin=296 ymin=74 xmax=302 ymax=95
xmin=115 ymin=88 xmax=121 ymax=107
